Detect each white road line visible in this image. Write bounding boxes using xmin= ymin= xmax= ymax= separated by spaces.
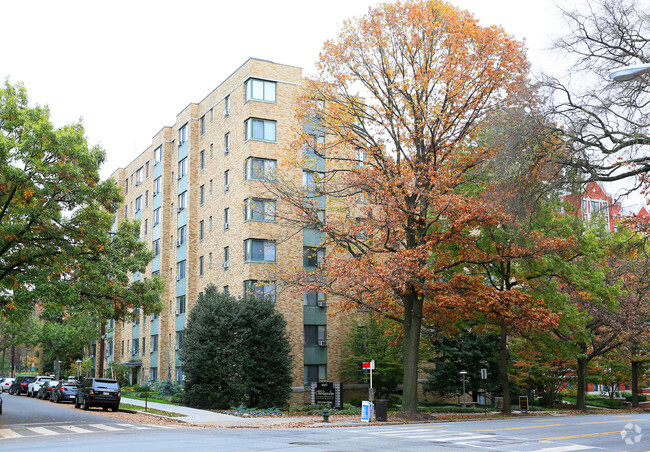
xmin=534 ymin=446 xmax=595 ymax=452
xmin=143 ymin=424 xmax=177 ymax=429
xmin=115 ymin=423 xmax=151 ymax=430
xmin=0 ymin=429 xmax=23 ymax=439
xmin=88 ymin=424 xmax=123 ymax=431
xmin=25 ymin=427 xmax=60 ymax=436
xmin=434 ymin=435 xmax=490 ymax=442
xmin=60 ymin=425 xmax=94 ymax=434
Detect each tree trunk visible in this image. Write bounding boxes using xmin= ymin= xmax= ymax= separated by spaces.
xmin=11 ymin=345 xmax=15 ymax=377
xmin=499 ymin=324 xmax=510 ymax=413
xmin=98 ymin=322 xmax=106 ymax=378
xmin=631 ymin=360 xmax=639 ymax=408
xmin=401 ymin=295 xmax=423 ymax=414
xmin=1 ymin=349 xmax=5 ymax=377
xmin=55 ymin=350 xmax=61 ymax=380
xmin=576 ymin=357 xmax=588 ymax=411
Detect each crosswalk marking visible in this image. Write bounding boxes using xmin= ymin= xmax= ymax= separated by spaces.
xmin=116 ymin=423 xmax=150 ymax=430
xmin=0 ymin=429 xmax=23 ymax=439
xmin=434 ymin=434 xmax=491 ymax=442
xmin=534 ymin=446 xmax=595 ymax=452
xmin=88 ymin=424 xmax=123 ymax=431
xmin=25 ymin=427 xmax=59 ymax=436
xmin=60 ymin=425 xmax=93 ymax=434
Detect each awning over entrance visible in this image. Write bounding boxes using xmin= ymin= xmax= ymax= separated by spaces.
xmin=123 ymin=361 xmax=142 ymax=367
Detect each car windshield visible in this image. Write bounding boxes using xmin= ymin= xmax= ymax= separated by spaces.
xmin=63 ymin=384 xmax=80 ymax=389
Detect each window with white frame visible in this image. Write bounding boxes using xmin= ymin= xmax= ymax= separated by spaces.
xmin=154 ymin=177 xmax=161 ymax=195
xmin=245 ymin=118 xmax=276 ymax=142
xmin=136 ymin=167 xmax=143 ymax=185
xmin=178 ymin=158 xmax=187 ymax=178
xmin=154 ymin=146 xmax=162 ymax=163
xmin=177 ymin=260 xmax=186 ymax=280
xmin=200 ymin=116 xmax=205 ymax=135
xmin=224 ymin=132 xmax=230 ymax=153
xmin=178 ymin=191 xmax=187 ymax=210
xmin=244 ymin=239 xmax=276 ymax=262
xmin=177 ymin=295 xmax=186 ymax=314
xmin=135 ymin=195 xmax=142 ymax=213
xmin=224 ymin=95 xmax=230 ymax=116
xmin=303 ymin=246 xmax=325 ymax=268
xmin=200 ymin=185 xmax=205 ymax=205
xmin=153 ymin=239 xmax=160 ymax=256
xmin=199 ymin=256 xmax=204 ymax=277
xmin=179 ymin=124 xmax=187 ymax=144
xmin=199 ymin=220 xmax=204 ymax=241
xmin=303 ymin=170 xmax=324 ymax=192
xmin=305 ymin=135 xmax=325 ymax=155
xmin=355 ymin=149 xmax=366 ymax=167
xmin=224 ymin=170 xmax=230 ymax=189
xmin=245 ymin=198 xmax=276 ymax=222
xmin=200 ymin=150 xmax=205 ymax=169
xmin=244 ymin=280 xmax=276 ymax=302
xmin=224 ymin=208 xmax=230 ymax=228
xmin=224 ymin=246 xmax=229 ymax=266
xmin=305 ymin=291 xmax=327 ymax=307
xmin=245 ymin=157 xmax=276 ymax=181
xmin=153 ymin=207 xmax=160 ymax=226
xmin=178 ymin=226 xmax=186 ymax=245
xmin=245 ymin=78 xmax=276 ymax=103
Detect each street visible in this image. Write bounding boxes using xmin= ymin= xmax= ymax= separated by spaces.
xmin=1 ymin=394 xmax=649 ymax=451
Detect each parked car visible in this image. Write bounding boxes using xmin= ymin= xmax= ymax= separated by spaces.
xmin=27 ymin=376 xmax=53 ymax=397
xmin=38 ymin=380 xmax=58 ymax=400
xmin=0 ymin=393 xmax=3 ymax=414
xmin=8 ymin=376 xmax=36 ymax=395
xmin=51 ymin=381 xmax=81 ymax=404
xmin=0 ymin=378 xmax=15 ymax=393
xmin=75 ymin=378 xmax=121 ymax=411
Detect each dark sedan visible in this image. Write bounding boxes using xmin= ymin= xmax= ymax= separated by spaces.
xmin=8 ymin=376 xmax=36 ymax=395
xmin=38 ymin=380 xmax=58 ymax=400
xmin=50 ymin=381 xmax=80 ymax=403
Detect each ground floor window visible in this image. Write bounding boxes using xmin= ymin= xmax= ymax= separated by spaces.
xmin=150 ymin=367 xmax=157 ymax=383
xmin=176 ymin=368 xmax=184 ymax=384
xmin=304 ymin=365 xmax=326 ymax=385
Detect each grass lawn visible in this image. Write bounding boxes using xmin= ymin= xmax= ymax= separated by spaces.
xmin=120 ymin=402 xmax=186 ymax=417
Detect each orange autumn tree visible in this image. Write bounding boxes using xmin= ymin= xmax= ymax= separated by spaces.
xmin=272 ymin=0 xmax=532 ymax=413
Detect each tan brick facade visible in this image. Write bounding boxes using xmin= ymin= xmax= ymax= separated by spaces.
xmin=103 ymin=59 xmax=357 ymax=397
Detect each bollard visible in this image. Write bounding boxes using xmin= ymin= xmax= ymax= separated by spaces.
xmin=323 ymin=409 xmax=329 ymax=423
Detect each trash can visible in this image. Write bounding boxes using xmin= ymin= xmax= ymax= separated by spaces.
xmin=375 ymin=399 xmax=388 ymax=422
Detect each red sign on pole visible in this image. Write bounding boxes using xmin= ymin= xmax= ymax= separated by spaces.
xmin=362 ymin=360 xmax=375 ymax=370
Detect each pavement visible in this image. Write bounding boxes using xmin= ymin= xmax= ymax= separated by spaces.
xmin=120 ymin=396 xmax=360 ymax=428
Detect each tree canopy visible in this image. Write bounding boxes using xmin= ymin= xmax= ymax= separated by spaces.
xmin=0 ymin=80 xmax=163 ymax=321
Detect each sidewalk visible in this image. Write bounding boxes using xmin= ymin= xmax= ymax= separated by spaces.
xmin=121 ymin=396 xmax=356 ymax=428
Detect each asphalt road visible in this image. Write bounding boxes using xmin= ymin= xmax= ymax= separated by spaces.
xmin=1 ymin=393 xmax=649 ymax=452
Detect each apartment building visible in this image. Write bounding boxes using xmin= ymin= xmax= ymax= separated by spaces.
xmin=102 ymin=58 xmax=355 ymax=401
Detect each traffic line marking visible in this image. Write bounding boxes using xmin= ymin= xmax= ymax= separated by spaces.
xmin=434 ymin=434 xmax=489 ymax=442
xmin=534 ymin=446 xmax=594 ymax=452
xmin=476 ymin=424 xmax=563 ymax=431
xmin=88 ymin=424 xmax=123 ymax=431
xmin=116 ymin=423 xmax=150 ymax=430
xmin=0 ymin=429 xmax=22 ymax=439
xmin=406 ymin=424 xmax=453 ymax=428
xmin=60 ymin=425 xmax=93 ymax=434
xmin=573 ymin=419 xmax=645 ymax=425
xmin=538 ymin=430 xmax=621 ymax=440
xmin=26 ymin=427 xmax=59 ymax=436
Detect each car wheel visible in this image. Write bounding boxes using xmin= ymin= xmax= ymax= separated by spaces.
xmin=74 ymin=397 xmax=81 ymax=409
xmin=111 ymin=405 xmax=119 ymax=412
xmin=102 ymin=406 xmax=108 ymax=411
xmin=0 ymin=404 xmax=2 ymax=415
xmin=82 ymin=397 xmax=90 ymax=411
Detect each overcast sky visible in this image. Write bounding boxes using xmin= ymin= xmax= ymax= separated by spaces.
xmin=3 ymin=0 xmax=574 ymax=179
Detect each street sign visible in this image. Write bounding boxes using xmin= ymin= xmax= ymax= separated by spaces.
xmin=362 ymin=360 xmax=375 ymax=370
xmin=480 ymin=368 xmax=488 ymax=380
xmin=519 ymin=396 xmax=529 ymax=413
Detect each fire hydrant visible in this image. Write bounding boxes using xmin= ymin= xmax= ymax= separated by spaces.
xmin=323 ymin=409 xmax=330 ymax=423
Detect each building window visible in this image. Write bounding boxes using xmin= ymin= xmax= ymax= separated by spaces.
xmin=244 ymin=239 xmax=276 ymax=262
xmin=145 ymin=190 xmax=149 ymax=207
xmin=224 ymin=170 xmax=230 ymax=190
xmin=176 ymin=331 xmax=184 ymax=350
xmin=303 ymin=170 xmax=324 ymax=192
xmin=135 ymin=196 xmax=142 ymax=213
xmin=154 ymin=146 xmax=162 ymax=163
xmin=305 ymin=291 xmax=327 ymax=307
xmin=304 ymin=325 xmax=326 ymax=345
xmin=224 ymin=95 xmax=230 ymax=116
xmin=224 ymin=246 xmax=230 ymax=266
xmin=209 ymin=215 xmax=213 ymax=231
xmin=178 ymin=191 xmax=187 ymax=210
xmin=153 ymin=239 xmax=160 ymax=256
xmin=224 ymin=285 xmax=229 ymax=295
xmin=224 ymin=208 xmax=230 ymax=229
xmin=245 ymin=198 xmax=276 ymax=222
xmin=124 ymin=205 xmax=128 ymax=218
xmin=209 ymin=179 xmax=213 ymax=194
xmin=177 ymin=261 xmax=186 ymax=280
xmin=199 ymin=220 xmax=204 ymax=241
xmin=245 ymin=78 xmax=276 ymax=103
xmin=244 ymin=280 xmax=276 ymax=302
xmin=178 ymin=158 xmax=187 ymax=178
xmin=146 ymin=162 xmax=149 ymax=178
xmin=136 ymin=167 xmax=143 ymax=185
xmin=245 ymin=118 xmax=276 ymax=142
xmin=224 ymin=133 xmax=230 ymax=154
xmin=303 ymin=246 xmax=325 ymax=268
xmin=200 ymin=185 xmax=205 ymax=205
xmin=305 ymin=135 xmax=325 ymax=155
xmin=355 ymin=149 xmax=366 ymax=167
xmin=153 ymin=207 xmax=161 ymax=226
xmin=200 ymin=150 xmax=205 ymax=170
xmin=200 ymin=116 xmax=205 ymax=135
xmin=210 ymin=108 xmax=214 ymax=122
xmin=209 ymin=252 xmax=212 ymax=268
xmin=199 ymin=256 xmax=204 ymax=277
xmin=125 ymin=179 xmax=129 ymax=195
xmin=154 ymin=177 xmax=161 ymax=195
xmin=151 ymin=334 xmax=158 ymax=352
xmin=245 ymin=157 xmax=277 ymax=181
xmin=179 ymin=124 xmax=187 ymax=144
xmin=132 ymin=338 xmax=139 ymax=355
xmin=304 ymin=365 xmax=327 ymax=384
xmin=178 ymin=226 xmax=186 ymax=245
xmin=144 ymin=219 xmax=148 ymax=236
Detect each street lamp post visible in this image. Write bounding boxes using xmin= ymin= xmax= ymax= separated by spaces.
xmin=608 ymin=63 xmax=650 ymax=82
xmin=76 ymin=359 xmax=82 ymax=382
xmin=460 ymin=370 xmax=468 ymax=408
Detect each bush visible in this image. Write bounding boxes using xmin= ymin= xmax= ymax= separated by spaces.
xmin=180 ymin=285 xmax=293 ymax=409
xmin=347 ymin=398 xmax=362 ymax=407
xmin=624 ymin=394 xmax=648 ymax=403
